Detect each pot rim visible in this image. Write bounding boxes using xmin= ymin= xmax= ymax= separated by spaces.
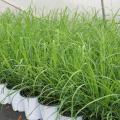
xmin=5 ymin=85 xmax=20 ymax=93
xmin=6 ymin=83 xmax=21 ymax=91
xmin=19 ymin=87 xmax=40 ymax=98
xmin=20 ymin=90 xmax=39 ymax=99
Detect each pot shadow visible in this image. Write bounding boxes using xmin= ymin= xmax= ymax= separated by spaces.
xmin=0 ymin=104 xmax=26 ymax=120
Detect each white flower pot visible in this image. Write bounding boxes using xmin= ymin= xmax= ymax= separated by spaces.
xmin=9 ymin=89 xmax=18 ymax=104
xmin=0 ymin=84 xmax=18 ymax=105
xmin=12 ymin=91 xmax=25 ymax=112
xmin=58 ymin=115 xmax=82 ymax=120
xmin=0 ymin=86 xmax=11 ymax=104
xmin=0 ymin=84 xmax=6 ymax=94
xmin=24 ymin=97 xmax=42 ymax=120
xmin=40 ymin=104 xmax=58 ymax=120
xmin=0 ymin=84 xmax=6 ymax=104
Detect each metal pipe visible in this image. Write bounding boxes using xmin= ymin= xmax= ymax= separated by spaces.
xmin=101 ymin=0 xmax=106 ymax=20
xmin=0 ymin=0 xmax=23 ymax=11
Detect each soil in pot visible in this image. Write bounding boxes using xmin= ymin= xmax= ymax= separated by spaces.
xmin=6 ymin=83 xmax=17 ymax=90
xmin=20 ymin=88 xmax=40 ymax=98
xmin=6 ymin=79 xmax=22 ymax=91
xmin=0 ymin=79 xmax=6 ymax=84
xmin=39 ymin=95 xmax=60 ymax=106
xmin=59 ymin=106 xmax=83 ymax=120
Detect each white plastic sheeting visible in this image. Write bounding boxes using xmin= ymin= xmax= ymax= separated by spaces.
xmin=0 ymin=0 xmax=120 ymax=17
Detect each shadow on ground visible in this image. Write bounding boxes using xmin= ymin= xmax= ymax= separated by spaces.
xmin=0 ymin=104 xmax=26 ymax=120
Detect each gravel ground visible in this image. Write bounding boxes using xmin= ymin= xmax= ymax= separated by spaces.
xmin=0 ymin=104 xmax=26 ymax=120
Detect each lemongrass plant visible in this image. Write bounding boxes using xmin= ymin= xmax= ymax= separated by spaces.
xmin=0 ymin=9 xmax=120 ymax=120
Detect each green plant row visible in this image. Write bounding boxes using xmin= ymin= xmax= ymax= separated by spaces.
xmin=0 ymin=9 xmax=120 ymax=120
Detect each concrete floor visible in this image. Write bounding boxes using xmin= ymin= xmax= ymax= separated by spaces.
xmin=0 ymin=104 xmax=26 ymax=120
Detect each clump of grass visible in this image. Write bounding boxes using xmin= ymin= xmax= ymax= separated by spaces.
xmin=0 ymin=9 xmax=120 ymax=119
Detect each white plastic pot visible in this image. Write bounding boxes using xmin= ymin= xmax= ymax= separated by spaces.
xmin=0 ymin=86 xmax=11 ymax=104
xmin=40 ymin=104 xmax=58 ymax=120
xmin=0 ymin=84 xmax=18 ymax=105
xmin=24 ymin=97 xmax=42 ymax=120
xmin=12 ymin=91 xmax=25 ymax=112
xmin=9 ymin=89 xmax=18 ymax=104
xmin=0 ymin=84 xmax=6 ymax=94
xmin=0 ymin=84 xmax=6 ymax=103
xmin=58 ymin=115 xmax=82 ymax=120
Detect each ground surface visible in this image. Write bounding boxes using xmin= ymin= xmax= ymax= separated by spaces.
xmin=0 ymin=104 xmax=26 ymax=120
